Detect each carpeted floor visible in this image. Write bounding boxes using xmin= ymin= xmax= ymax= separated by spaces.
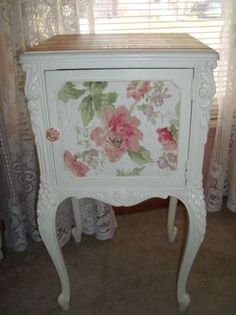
xmin=0 ymin=206 xmax=236 ymax=315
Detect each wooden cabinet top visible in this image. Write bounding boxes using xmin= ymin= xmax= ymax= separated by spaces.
xmin=26 ymin=33 xmax=214 ymax=53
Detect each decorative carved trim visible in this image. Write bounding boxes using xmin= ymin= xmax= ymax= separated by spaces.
xmin=198 ymin=60 xmax=217 ymax=144
xmin=68 ymin=190 xmax=169 ymax=207
xmin=112 ymin=190 xmax=157 ymax=206
xmin=37 ymin=181 xmax=58 ymax=235
xmin=22 ymin=64 xmax=40 ymax=103
xmin=22 ymin=63 xmax=48 ymax=181
xmin=187 ymin=177 xmax=206 ymax=242
xmin=22 ymin=64 xmax=41 ymax=143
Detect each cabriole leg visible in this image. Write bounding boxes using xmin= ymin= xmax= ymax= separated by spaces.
xmin=37 ymin=184 xmax=70 ymax=310
xmin=167 ymin=196 xmax=178 ymax=243
xmin=177 ymin=185 xmax=206 ymax=311
xmin=71 ymin=197 xmax=82 ymax=243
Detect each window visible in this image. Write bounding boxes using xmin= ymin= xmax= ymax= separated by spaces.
xmin=79 ymin=0 xmax=224 ymax=123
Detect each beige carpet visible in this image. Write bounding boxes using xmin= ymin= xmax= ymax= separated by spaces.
xmin=0 ymin=206 xmax=236 ymax=315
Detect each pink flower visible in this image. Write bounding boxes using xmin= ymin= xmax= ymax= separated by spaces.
xmin=127 ymin=81 xmax=151 ymax=101
xmin=64 ymin=151 xmax=89 ymax=177
xmin=156 ymin=127 xmax=177 ymax=151
xmin=90 ymin=106 xmax=143 ymax=162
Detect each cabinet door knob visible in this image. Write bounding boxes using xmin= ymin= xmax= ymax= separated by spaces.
xmin=46 ymin=128 xmax=60 ymax=142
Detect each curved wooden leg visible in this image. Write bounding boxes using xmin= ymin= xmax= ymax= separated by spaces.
xmin=177 ymin=186 xmax=206 ymax=311
xmin=37 ymin=183 xmax=70 ymax=310
xmin=71 ymin=197 xmax=82 ymax=243
xmin=167 ymin=196 xmax=178 ymax=243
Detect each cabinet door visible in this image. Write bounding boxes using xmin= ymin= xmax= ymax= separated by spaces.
xmin=45 ymin=68 xmax=193 ymax=188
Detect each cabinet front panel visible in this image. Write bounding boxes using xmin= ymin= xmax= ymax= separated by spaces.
xmin=45 ymin=69 xmax=193 ymax=187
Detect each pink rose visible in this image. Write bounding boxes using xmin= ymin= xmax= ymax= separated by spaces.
xmin=64 ymin=151 xmax=89 ymax=177
xmin=156 ymin=127 xmax=177 ymax=151
xmin=90 ymin=106 xmax=143 ymax=162
xmin=127 ymin=81 xmax=151 ymax=101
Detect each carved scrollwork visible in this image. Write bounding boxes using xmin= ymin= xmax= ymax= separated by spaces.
xmin=37 ymin=181 xmax=58 ymax=235
xmin=22 ymin=63 xmax=48 ymax=180
xmin=22 ymin=64 xmax=40 ymax=104
xmin=113 ymin=190 xmax=147 ymax=206
xmin=187 ymin=177 xmax=206 ymax=242
xmin=198 ymin=60 xmax=217 ymax=144
xmin=22 ymin=63 xmax=41 ymax=145
xmin=72 ymin=190 xmax=168 ymax=207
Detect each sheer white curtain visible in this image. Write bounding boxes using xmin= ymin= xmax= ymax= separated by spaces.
xmin=205 ymin=0 xmax=236 ymax=212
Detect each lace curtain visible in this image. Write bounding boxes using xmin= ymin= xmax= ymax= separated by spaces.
xmin=0 ymin=0 xmax=117 ymax=252
xmin=205 ymin=0 xmax=236 ymax=212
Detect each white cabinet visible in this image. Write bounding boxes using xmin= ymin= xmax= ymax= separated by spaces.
xmin=20 ymin=33 xmax=218 ymax=311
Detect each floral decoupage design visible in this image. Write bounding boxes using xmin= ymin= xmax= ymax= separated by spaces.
xmin=57 ymin=80 xmax=180 ymax=177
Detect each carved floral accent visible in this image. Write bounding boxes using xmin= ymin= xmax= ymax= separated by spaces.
xmin=187 ymin=178 xmax=206 ymax=242
xmin=22 ymin=63 xmax=40 ymax=103
xmin=37 ymin=181 xmax=58 ymax=235
xmin=112 ymin=190 xmax=168 ymax=206
xmin=22 ymin=63 xmax=49 ymax=181
xmin=73 ymin=190 xmax=168 ymax=207
xmin=198 ymin=60 xmax=217 ymax=144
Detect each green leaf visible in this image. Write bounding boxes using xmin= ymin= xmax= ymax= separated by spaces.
xmin=154 ymin=80 xmax=164 ymax=91
xmin=170 ymin=119 xmax=179 ymax=127
xmin=128 ymin=146 xmax=153 ymax=165
xmin=79 ymin=95 xmax=94 ymax=127
xmin=101 ymin=92 xmax=117 ymax=109
xmin=170 ymin=124 xmax=178 ymax=140
xmin=116 ymin=169 xmax=125 ymax=176
xmin=103 ymin=92 xmax=117 ymax=104
xmin=83 ymin=81 xmax=108 ymax=94
xmin=116 ymin=167 xmax=145 ymax=176
xmin=130 ymin=167 xmax=145 ymax=175
xmin=58 ymin=82 xmax=85 ymax=102
xmin=93 ymin=93 xmax=102 ymax=112
xmin=96 ymin=81 xmax=108 ymax=92
xmin=93 ymin=92 xmax=117 ymax=113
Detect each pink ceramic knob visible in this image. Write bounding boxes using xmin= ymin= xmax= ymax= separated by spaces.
xmin=46 ymin=128 xmax=60 ymax=142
